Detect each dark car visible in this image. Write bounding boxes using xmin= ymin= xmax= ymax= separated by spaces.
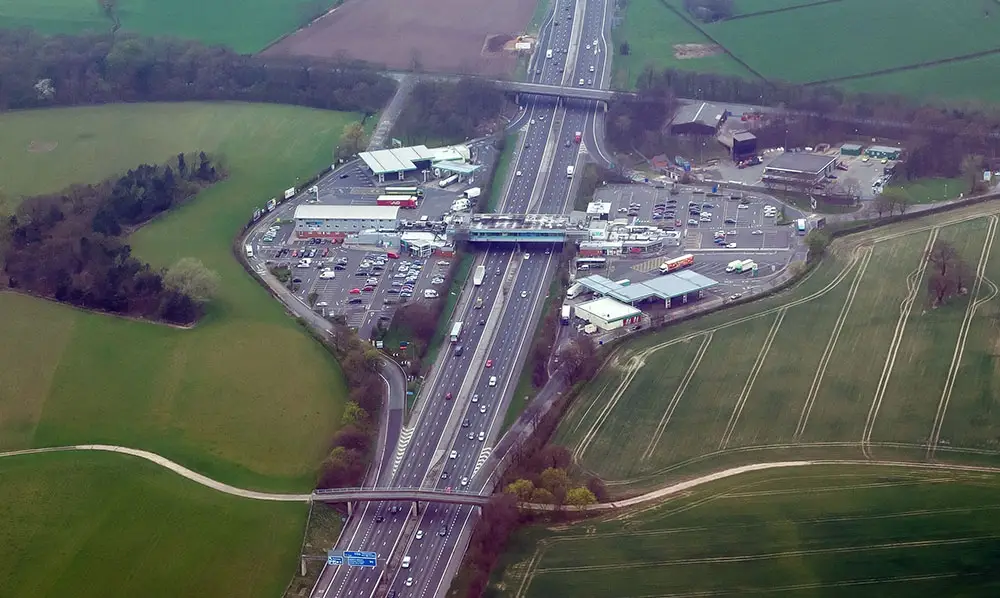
xmin=725 ymin=218 xmax=737 ymax=224
xmin=348 ymin=297 xmax=363 ymax=304
xmin=461 ymin=418 xmax=470 ymax=428
xmin=441 ymin=471 xmax=449 ymax=480
xmin=439 ymin=527 xmax=448 ymax=537
xmin=374 ymin=515 xmax=385 ymax=523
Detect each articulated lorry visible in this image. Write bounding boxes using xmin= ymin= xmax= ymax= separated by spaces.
xmin=439 ymin=174 xmax=459 ymax=188
xmin=473 ymin=265 xmax=486 ymax=286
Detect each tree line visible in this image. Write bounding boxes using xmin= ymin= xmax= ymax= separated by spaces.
xmin=391 ymin=79 xmax=506 ymax=145
xmin=2 ymin=153 xmax=223 ymax=324
xmin=315 ymin=317 xmax=386 ymax=489
xmin=612 ymin=65 xmax=1000 ymax=182
xmin=0 ymin=29 xmax=395 ymax=115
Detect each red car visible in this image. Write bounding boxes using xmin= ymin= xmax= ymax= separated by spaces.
xmin=445 ymin=392 xmax=453 ymax=400
xmin=322 ymin=248 xmax=329 ymax=257
xmin=362 ymin=285 xmax=375 ymax=292
xmin=485 ymin=359 xmax=493 ymax=368
xmin=292 ymin=249 xmax=299 ymax=257
xmin=349 ymin=288 xmax=361 ymax=294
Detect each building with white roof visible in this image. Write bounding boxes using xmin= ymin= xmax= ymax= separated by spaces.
xmin=574 ymin=297 xmax=642 ymax=331
xmin=293 ymin=205 xmax=399 ymax=240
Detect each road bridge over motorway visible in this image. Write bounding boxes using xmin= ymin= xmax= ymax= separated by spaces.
xmin=313 ymin=488 xmax=489 ymax=515
xmin=496 ymin=80 xmax=632 ymax=104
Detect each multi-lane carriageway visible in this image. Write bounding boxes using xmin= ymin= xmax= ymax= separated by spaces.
xmin=311 ymin=0 xmax=616 ymax=596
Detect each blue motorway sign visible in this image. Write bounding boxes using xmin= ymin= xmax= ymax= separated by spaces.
xmin=327 ymin=555 xmax=344 ymax=566
xmin=344 ymin=550 xmax=377 ymax=559
xmin=347 ymin=557 xmax=377 ymax=568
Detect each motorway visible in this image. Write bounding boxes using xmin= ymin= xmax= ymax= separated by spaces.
xmin=310 ymin=1 xmax=615 ymax=596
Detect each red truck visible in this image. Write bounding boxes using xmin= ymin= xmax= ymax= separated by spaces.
xmin=376 ymin=195 xmax=418 ymax=208
xmin=574 ymin=131 xmax=582 ymax=143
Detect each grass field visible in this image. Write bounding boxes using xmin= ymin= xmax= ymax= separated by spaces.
xmin=617 ymin=0 xmax=1000 ymax=103
xmin=0 ymin=102 xmax=362 ymax=492
xmin=0 ymin=451 xmax=309 ymax=598
xmin=0 ymin=0 xmax=325 ymax=53
xmin=495 ymin=465 xmax=1000 ymax=597
xmin=612 ymin=0 xmax=751 ymax=89
xmin=558 ymin=201 xmax=1000 ymax=494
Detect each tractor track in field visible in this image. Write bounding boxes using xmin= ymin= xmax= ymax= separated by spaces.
xmin=862 ymin=227 xmax=939 ymax=459
xmin=927 ymin=216 xmax=999 ymax=459
xmin=719 ymin=309 xmax=786 ymax=450
xmin=795 ymin=246 xmax=873 ymax=439
xmin=642 ymin=332 xmax=713 ymax=461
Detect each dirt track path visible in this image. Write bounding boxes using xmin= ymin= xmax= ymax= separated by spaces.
xmin=0 ymin=445 xmax=311 ymax=502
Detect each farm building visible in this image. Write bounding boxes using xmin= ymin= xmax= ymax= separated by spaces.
xmin=358 ymin=144 xmax=480 ymax=183
xmin=865 ymin=145 xmax=902 ymax=160
xmin=718 ymin=130 xmax=757 ymax=161
xmin=762 ymin=152 xmax=837 ymax=189
xmin=294 ymin=205 xmax=399 ymax=240
xmin=574 ymin=297 xmax=642 ymax=331
xmin=669 ymin=102 xmax=726 ymax=136
xmin=576 ymin=270 xmax=717 ymax=308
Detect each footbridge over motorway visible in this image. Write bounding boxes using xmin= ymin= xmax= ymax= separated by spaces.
xmin=447 ymin=213 xmax=591 ymax=244
xmin=497 ymin=80 xmax=634 ymax=104
xmin=313 ymin=487 xmax=489 ymax=515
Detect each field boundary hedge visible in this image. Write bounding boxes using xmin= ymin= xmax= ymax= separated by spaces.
xmin=804 ymin=46 xmax=1000 ymax=86
xmin=726 ymin=0 xmax=843 ymax=22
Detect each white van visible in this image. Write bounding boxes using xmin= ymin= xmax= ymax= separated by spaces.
xmin=546 ymin=48 xmax=553 ymax=59
xmin=423 ymin=289 xmax=439 ymax=299
xmin=401 ymin=556 xmax=411 ymax=569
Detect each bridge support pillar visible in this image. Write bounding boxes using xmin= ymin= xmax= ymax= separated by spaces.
xmin=347 ymin=501 xmax=354 ymax=517
xmin=603 ymin=101 xmax=608 ymax=113
xmin=300 ymin=557 xmax=308 ymax=577
xmin=515 ymin=92 xmax=520 ymax=105
xmin=412 ymin=500 xmax=421 ymax=515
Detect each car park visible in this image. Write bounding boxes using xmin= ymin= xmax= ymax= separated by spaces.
xmin=737 ymin=204 xmax=749 ymax=209
xmin=752 ymin=229 xmax=764 ymax=235
xmin=688 ymin=219 xmax=698 ymax=225
xmin=725 ymin=218 xmax=737 ymax=224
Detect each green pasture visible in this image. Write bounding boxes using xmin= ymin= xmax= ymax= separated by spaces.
xmin=611 ymin=0 xmax=751 ymax=89
xmin=0 ymin=102 xmax=362 ymax=492
xmin=729 ymin=0 xmax=821 ymax=15
xmin=0 ymin=0 xmax=325 ymax=52
xmin=496 ymin=465 xmax=1000 ymax=598
xmin=0 ymin=451 xmax=308 ymax=598
xmin=559 ymin=207 xmax=1000 ymax=492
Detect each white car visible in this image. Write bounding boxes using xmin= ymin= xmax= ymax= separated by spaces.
xmin=530 ymin=118 xmax=535 ymax=125
xmin=579 ymin=78 xmax=585 ymax=86
xmin=405 ymin=578 xmax=414 ymax=587
xmin=688 ymin=219 xmax=698 ymax=225
xmin=585 ymin=44 xmax=591 ymax=49
xmin=449 ymin=450 xmax=458 ymax=459
xmin=489 ymin=376 xmax=497 ymax=387
xmin=520 ymin=290 xmax=528 ymax=298
xmin=319 ymin=270 xmax=336 ymax=279
xmin=726 ymin=243 xmax=738 ymax=248
xmin=480 ymin=404 xmax=487 ymax=413
xmin=516 ymin=170 xmax=522 ymax=176
xmin=737 ymin=204 xmax=749 ymax=209
xmin=460 ymin=476 xmax=469 ymax=487
xmin=524 ymin=253 xmax=530 ymax=260
xmin=415 ymin=530 xmax=424 ymax=540
xmin=471 ymin=394 xmax=479 ymax=403
xmin=478 ymin=431 xmax=485 ymax=442
xmin=751 ymin=229 xmax=764 ymax=235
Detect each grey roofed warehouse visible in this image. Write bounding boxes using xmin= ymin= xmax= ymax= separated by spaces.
xmin=765 ymin=152 xmax=838 ymax=175
xmin=669 ymin=101 xmax=725 ymax=136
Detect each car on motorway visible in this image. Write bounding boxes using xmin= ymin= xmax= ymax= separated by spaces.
xmin=589 ymin=65 xmax=595 ymax=72
xmin=485 ymin=359 xmax=493 ymax=368
xmin=462 ymin=418 xmax=470 ymax=428
xmin=460 ymin=476 xmax=469 ymax=487
xmin=401 ymin=556 xmax=411 ymax=568
xmin=520 ymin=290 xmax=528 ymax=298
xmin=439 ymin=527 xmax=448 ymax=537
xmin=578 ymin=78 xmax=585 ymax=86
xmin=516 ymin=170 xmax=522 ymax=176
xmin=449 ymin=450 xmax=458 ymax=459
xmin=405 ymin=578 xmax=413 ymax=587
xmin=478 ymin=431 xmax=486 ymax=442
xmin=445 ymin=392 xmax=453 ymax=400
xmin=480 ymin=404 xmax=488 ymax=413
xmin=478 ymin=319 xmax=486 ymax=326
xmin=374 ymin=515 xmax=384 ymax=522
xmin=415 ymin=530 xmax=424 ymax=540
xmin=471 ymin=393 xmax=479 ymax=403
xmin=489 ymin=376 xmax=497 ymax=386
xmin=467 ymin=431 xmax=475 ymax=440
xmin=441 ymin=471 xmax=449 ymax=480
